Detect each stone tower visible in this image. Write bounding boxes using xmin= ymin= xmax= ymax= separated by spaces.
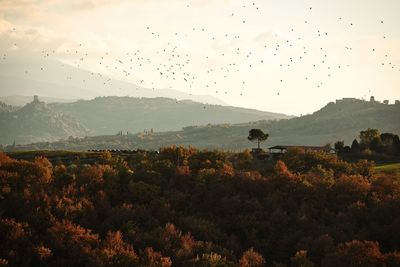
xmin=369 ymin=96 xmax=375 ymax=103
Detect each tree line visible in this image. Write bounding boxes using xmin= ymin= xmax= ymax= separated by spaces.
xmin=335 ymin=128 xmax=400 ymax=161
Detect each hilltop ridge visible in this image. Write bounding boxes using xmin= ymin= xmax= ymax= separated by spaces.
xmin=7 ymin=97 xmax=400 ymax=151
xmin=0 ymin=96 xmax=292 ymax=145
xmin=0 ymin=97 xmax=88 ymax=144
xmin=49 ymin=96 xmax=292 ymax=136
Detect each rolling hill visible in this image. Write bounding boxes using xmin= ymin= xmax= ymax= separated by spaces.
xmin=0 ymin=99 xmax=88 ymax=145
xmin=49 ymin=96 xmax=292 ymax=136
xmin=7 ymin=98 xmax=400 ymax=151
xmin=0 ymin=96 xmax=291 ymax=145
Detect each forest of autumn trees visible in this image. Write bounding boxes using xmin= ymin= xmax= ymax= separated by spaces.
xmin=1 ymin=146 xmax=400 ymax=266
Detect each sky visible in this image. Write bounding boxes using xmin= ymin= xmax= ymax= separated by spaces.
xmin=0 ymin=0 xmax=399 ymax=115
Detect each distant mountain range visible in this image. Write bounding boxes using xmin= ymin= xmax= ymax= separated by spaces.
xmin=0 ymin=56 xmax=226 ymax=105
xmin=5 ymin=97 xmax=400 ymax=150
xmin=0 ymin=96 xmax=291 ymax=145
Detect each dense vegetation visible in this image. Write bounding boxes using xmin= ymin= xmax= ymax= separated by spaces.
xmin=1 ymin=146 xmax=400 ymax=266
xmin=335 ymin=128 xmax=400 ymax=162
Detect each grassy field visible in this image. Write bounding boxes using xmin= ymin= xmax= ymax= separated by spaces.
xmin=375 ymin=163 xmax=400 ymax=171
xmin=374 ymin=163 xmax=400 ymax=178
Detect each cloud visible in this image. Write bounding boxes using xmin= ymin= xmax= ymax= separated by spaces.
xmin=0 ymin=0 xmax=123 ymax=20
xmin=69 ymin=1 xmax=96 ymax=11
xmin=253 ymin=32 xmax=275 ymax=44
xmin=0 ymin=17 xmax=67 ymax=56
xmin=0 ymin=0 xmax=64 ymax=25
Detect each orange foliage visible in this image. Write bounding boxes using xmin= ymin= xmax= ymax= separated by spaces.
xmin=142 ymin=247 xmax=172 ymax=267
xmin=219 ymin=163 xmax=235 ymax=177
xmin=101 ymin=231 xmax=139 ymax=266
xmin=176 ymin=165 xmax=190 ymax=176
xmin=274 ymin=160 xmax=296 ymax=179
xmin=0 ymin=259 xmax=8 ymax=267
xmin=239 ymin=248 xmax=266 ymax=267
xmin=80 ymin=164 xmax=116 ymax=186
xmin=324 ymin=240 xmax=384 ymax=267
xmin=47 ymin=219 xmax=99 ymax=256
xmin=34 ymin=157 xmax=53 ymax=184
xmin=0 ymin=149 xmax=399 ymax=266
xmin=35 ymin=245 xmax=52 ymax=261
xmin=237 ymin=170 xmax=265 ymax=181
xmin=0 ymin=152 xmax=13 ymax=166
xmin=290 ymin=250 xmax=314 ymax=267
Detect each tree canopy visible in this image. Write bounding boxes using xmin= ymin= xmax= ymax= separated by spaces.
xmin=0 ymin=146 xmax=399 ymax=266
xmin=248 ymin=129 xmax=269 ymax=149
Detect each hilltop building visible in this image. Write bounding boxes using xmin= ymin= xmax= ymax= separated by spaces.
xmin=33 ymin=95 xmax=39 ymax=102
xmin=336 ymin=98 xmax=358 ymax=104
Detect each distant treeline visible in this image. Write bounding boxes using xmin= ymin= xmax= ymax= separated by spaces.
xmin=335 ymin=128 xmax=400 ymax=162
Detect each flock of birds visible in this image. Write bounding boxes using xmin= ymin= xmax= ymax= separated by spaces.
xmin=1 ymin=1 xmax=399 ymax=103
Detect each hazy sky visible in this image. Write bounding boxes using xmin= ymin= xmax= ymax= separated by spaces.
xmin=0 ymin=0 xmax=399 ymax=115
